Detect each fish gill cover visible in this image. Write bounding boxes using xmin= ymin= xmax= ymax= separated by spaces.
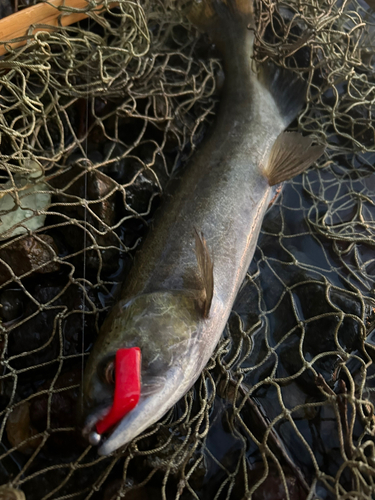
xmin=0 ymin=0 xmax=374 ymax=498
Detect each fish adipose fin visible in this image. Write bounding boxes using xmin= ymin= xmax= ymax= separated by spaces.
xmin=263 ymin=131 xmax=325 ymax=186
xmin=194 ymin=228 xmax=214 ymax=318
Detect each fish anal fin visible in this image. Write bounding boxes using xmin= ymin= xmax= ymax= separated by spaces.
xmin=263 ymin=131 xmax=325 ymax=186
xmin=194 ymin=228 xmax=214 ymax=318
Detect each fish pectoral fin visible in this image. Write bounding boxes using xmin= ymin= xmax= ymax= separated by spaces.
xmin=194 ymin=228 xmax=214 ymax=318
xmin=262 ymin=131 xmax=325 ymax=186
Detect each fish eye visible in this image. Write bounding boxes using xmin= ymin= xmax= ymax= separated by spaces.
xmin=104 ymin=360 xmax=115 ymax=385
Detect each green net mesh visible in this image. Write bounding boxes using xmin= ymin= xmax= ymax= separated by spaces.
xmin=0 ymin=0 xmax=375 ymax=498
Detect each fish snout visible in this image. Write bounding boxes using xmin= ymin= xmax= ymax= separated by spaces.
xmin=77 ymin=377 xmax=113 ymax=443
xmin=97 ymin=365 xmax=185 ymax=455
xmin=79 ymin=347 xmax=142 ymax=449
xmin=79 ymin=394 xmax=112 ymax=441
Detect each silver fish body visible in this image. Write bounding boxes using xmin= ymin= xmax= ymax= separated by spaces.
xmin=81 ymin=0 xmax=324 ymax=455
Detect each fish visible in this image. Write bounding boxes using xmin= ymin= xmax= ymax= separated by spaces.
xmin=80 ymin=0 xmax=325 ymax=456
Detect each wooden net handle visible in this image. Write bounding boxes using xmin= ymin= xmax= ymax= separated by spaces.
xmin=0 ymin=0 xmax=114 ymax=55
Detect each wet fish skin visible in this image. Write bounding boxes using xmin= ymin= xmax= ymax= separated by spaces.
xmin=81 ymin=0 xmax=324 ymax=455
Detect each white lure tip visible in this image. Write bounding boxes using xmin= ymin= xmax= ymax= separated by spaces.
xmin=89 ymin=431 xmax=102 ymax=446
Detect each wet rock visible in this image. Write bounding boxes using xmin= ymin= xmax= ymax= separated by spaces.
xmin=103 ymin=480 xmax=124 ymax=500
xmin=6 ymin=285 xmax=62 ymax=372
xmin=0 ymin=486 xmax=26 ymax=500
xmin=93 ymin=97 xmax=109 ymax=117
xmin=0 ymin=443 xmax=23 ymax=486
xmin=102 ymin=143 xmax=131 ymax=182
xmin=0 ymin=289 xmax=24 ymax=323
xmin=19 ymin=451 xmax=112 ymax=500
xmin=125 ymin=168 xmax=162 ymax=216
xmin=6 ymin=279 xmax=102 ymax=373
xmin=6 ymin=402 xmax=42 ymax=455
xmin=251 ymin=466 xmax=306 ymax=500
xmin=0 ymin=0 xmax=12 ymax=20
xmin=102 ymin=142 xmax=165 ymax=215
xmin=50 ymin=165 xmax=119 ymax=271
xmin=0 ymin=163 xmax=51 ymax=241
xmin=143 ymin=428 xmax=189 ymax=474
xmin=103 ymin=479 xmax=159 ymax=500
xmin=0 ymin=235 xmax=60 ymax=285
xmin=29 ymin=367 xmax=86 ymax=454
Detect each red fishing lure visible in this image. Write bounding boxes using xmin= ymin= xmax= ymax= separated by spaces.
xmin=96 ymin=347 xmax=141 ymax=435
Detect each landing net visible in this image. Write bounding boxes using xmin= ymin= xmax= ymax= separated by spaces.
xmin=0 ymin=1 xmax=374 ymax=499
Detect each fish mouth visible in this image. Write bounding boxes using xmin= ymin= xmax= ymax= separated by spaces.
xmin=97 ymin=366 xmax=185 ymax=456
xmin=82 ymin=405 xmax=111 ymax=443
xmin=82 ymin=347 xmax=142 ymax=446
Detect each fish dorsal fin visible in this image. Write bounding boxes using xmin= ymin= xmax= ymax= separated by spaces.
xmin=194 ymin=229 xmax=214 ymax=318
xmin=262 ymin=131 xmax=325 ymax=186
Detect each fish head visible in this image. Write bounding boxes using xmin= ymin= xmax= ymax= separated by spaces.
xmin=80 ymin=291 xmax=202 ymax=454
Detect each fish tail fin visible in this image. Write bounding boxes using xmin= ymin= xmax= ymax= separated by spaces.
xmin=188 ymin=0 xmax=254 ymax=43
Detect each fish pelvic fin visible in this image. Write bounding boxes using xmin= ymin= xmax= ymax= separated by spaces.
xmin=262 ymin=131 xmax=325 ymax=186
xmin=188 ymin=0 xmax=254 ymax=43
xmin=194 ymin=228 xmax=214 ymax=318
